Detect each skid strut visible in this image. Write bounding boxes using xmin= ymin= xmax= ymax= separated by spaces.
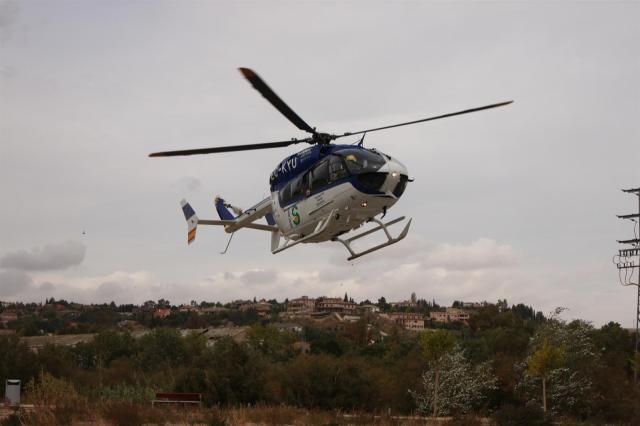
xmin=333 ymin=216 xmax=412 ymax=261
xmin=271 ymin=209 xmax=338 ymax=255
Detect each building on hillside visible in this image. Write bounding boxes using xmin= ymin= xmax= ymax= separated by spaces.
xmin=201 ymin=326 xmax=249 ymax=346
xmin=358 ymin=304 xmax=380 ymax=314
xmin=389 ymin=300 xmax=417 ymax=309
xmin=341 ymin=315 xmax=361 ymax=323
xmin=152 ymin=307 xmax=171 ymax=319
xmin=229 ymin=299 xmax=252 ymax=309
xmin=462 ymin=301 xmax=490 ymax=309
xmin=199 ymin=306 xmax=228 ymax=314
xmin=386 ymin=312 xmax=425 ymax=331
xmin=239 ymin=300 xmax=272 ymax=317
xmin=21 ymin=334 xmax=96 ymax=352
xmin=0 ymin=311 xmax=18 ymax=326
xmin=178 ymin=304 xmax=200 ymax=313
xmin=287 ymin=296 xmax=316 ymax=314
xmin=274 ymin=322 xmax=304 ymax=334
xmin=315 ymin=297 xmax=356 ymax=315
xmin=430 ymin=307 xmax=471 ymax=323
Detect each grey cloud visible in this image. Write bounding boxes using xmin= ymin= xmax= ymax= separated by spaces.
xmin=0 ymin=0 xmax=18 ymax=38
xmin=38 ymin=282 xmax=54 ymax=292
xmin=0 ymin=269 xmax=32 ymax=297
xmin=0 ymin=241 xmax=86 ymax=271
xmin=422 ymin=239 xmax=516 ymax=271
xmin=174 ymin=176 xmax=202 ymax=192
xmin=240 ymin=269 xmax=277 ymax=285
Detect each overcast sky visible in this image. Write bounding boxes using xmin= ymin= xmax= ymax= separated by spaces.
xmin=1 ymin=1 xmax=639 ymax=326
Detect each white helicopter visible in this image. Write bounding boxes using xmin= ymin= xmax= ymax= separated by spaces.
xmin=150 ymin=68 xmax=512 ymax=260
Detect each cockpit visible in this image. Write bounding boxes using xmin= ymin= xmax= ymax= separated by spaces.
xmin=338 ymin=149 xmax=386 ymax=175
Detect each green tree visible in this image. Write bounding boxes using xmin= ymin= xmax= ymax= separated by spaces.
xmin=419 ymin=330 xmax=456 ymax=416
xmin=247 ymin=324 xmax=295 ymax=362
xmin=517 ymin=314 xmax=599 ymax=418
xmin=527 ymin=339 xmax=564 ymax=412
xmin=94 ymin=330 xmax=136 ymax=367
xmin=135 ymin=328 xmax=186 ymax=370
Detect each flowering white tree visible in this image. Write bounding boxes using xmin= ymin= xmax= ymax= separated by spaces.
xmin=411 ymin=347 xmax=497 ymax=416
xmin=517 ymin=310 xmax=598 ymax=417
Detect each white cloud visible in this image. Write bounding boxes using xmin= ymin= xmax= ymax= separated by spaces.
xmin=0 ymin=241 xmax=86 ymax=271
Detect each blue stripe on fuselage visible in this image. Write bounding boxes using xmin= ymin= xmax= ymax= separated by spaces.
xmin=269 ymin=144 xmax=378 ymax=191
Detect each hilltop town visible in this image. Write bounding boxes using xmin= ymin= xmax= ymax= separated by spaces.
xmin=2 ymin=293 xmax=637 ymax=425
xmin=0 ymin=294 xmax=542 ymax=351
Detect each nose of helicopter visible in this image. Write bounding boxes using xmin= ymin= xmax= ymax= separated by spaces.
xmin=379 ymin=156 xmax=409 ymax=198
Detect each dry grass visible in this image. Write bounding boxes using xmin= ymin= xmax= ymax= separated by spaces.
xmin=8 ymin=403 xmax=488 ymax=425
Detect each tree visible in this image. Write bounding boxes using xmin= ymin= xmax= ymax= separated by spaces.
xmin=377 ymin=297 xmax=389 ymax=311
xmin=419 ymin=330 xmax=456 ymax=416
xmin=411 ymin=348 xmax=497 ymax=416
xmin=247 ymin=324 xmax=295 ymax=362
xmin=517 ymin=313 xmax=599 ymax=417
xmin=527 ymin=339 xmax=564 ymax=412
xmin=135 ymin=328 xmax=186 ymax=370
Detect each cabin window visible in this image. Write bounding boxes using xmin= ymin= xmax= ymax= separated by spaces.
xmin=310 ymin=161 xmax=329 ymax=191
xmin=290 ymin=173 xmax=310 ymax=200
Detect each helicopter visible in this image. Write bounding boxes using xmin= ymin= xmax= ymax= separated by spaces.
xmin=150 ymin=68 xmax=512 ymax=260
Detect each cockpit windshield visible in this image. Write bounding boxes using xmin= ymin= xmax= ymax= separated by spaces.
xmin=337 ymin=149 xmax=386 ymax=175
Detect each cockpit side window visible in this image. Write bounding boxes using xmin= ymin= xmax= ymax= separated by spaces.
xmin=329 ymin=155 xmax=349 ymax=182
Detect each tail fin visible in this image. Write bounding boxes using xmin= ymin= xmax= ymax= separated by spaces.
xmin=180 ymin=199 xmax=198 ymax=244
xmin=214 ymin=196 xmax=236 ymax=220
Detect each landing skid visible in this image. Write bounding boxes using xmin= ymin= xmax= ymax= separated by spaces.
xmin=333 ymin=216 xmax=412 ymax=261
xmin=272 ymin=211 xmax=411 ymax=261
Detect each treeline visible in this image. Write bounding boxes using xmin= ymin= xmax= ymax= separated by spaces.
xmin=1 ymin=305 xmax=639 ymax=424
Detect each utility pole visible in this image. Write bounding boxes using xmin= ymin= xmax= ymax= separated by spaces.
xmin=615 ymin=187 xmax=640 ymax=383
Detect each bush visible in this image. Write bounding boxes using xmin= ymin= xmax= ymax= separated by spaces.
xmin=23 ymin=371 xmax=88 ymax=425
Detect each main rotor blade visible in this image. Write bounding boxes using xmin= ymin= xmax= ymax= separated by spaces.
xmin=239 ymin=68 xmax=316 ymax=134
xmin=149 ymin=139 xmax=309 ymax=157
xmin=337 ymin=101 xmax=514 ymax=139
